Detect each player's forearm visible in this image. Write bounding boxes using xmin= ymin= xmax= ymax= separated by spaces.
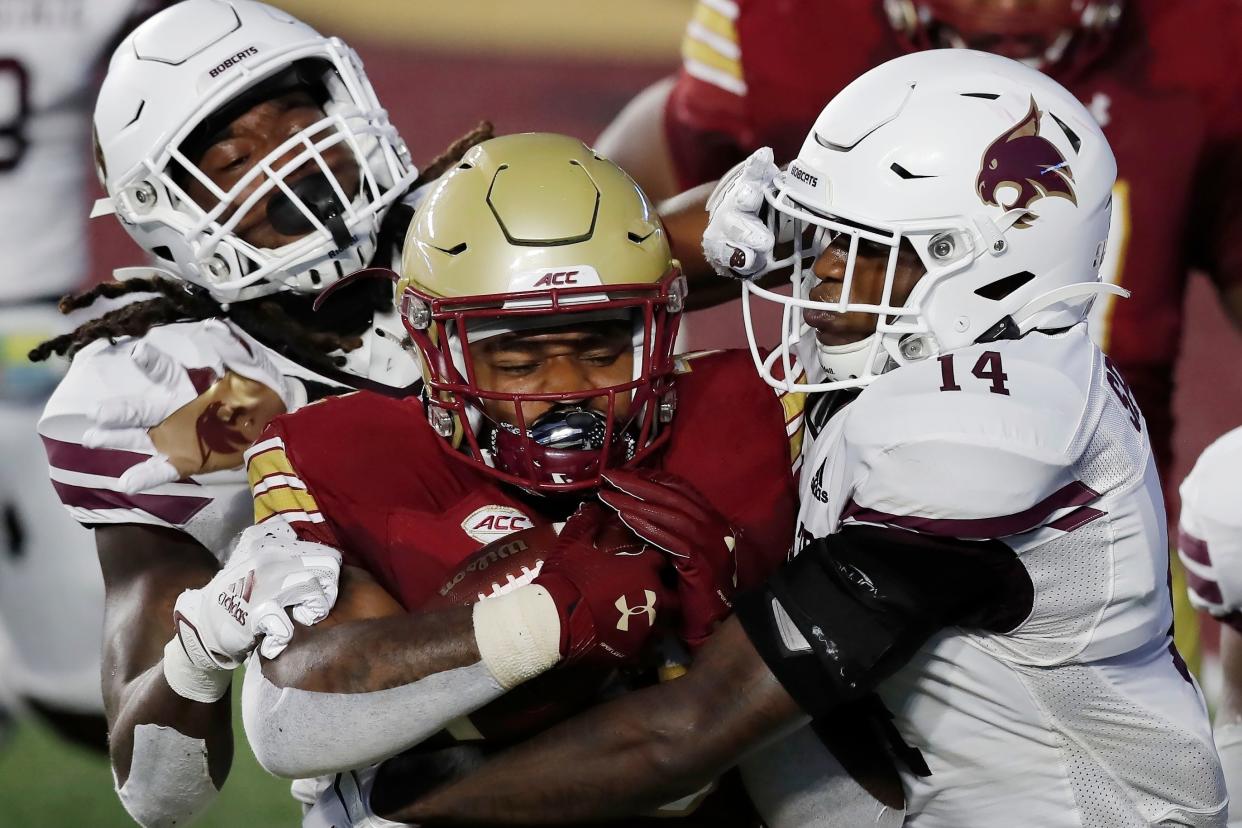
xmin=244 ymin=606 xmax=511 ymax=778
xmin=394 ymin=680 xmax=714 ymax=824
xmin=262 ymin=607 xmax=480 ymax=693
xmin=395 ymin=618 xmax=805 ymax=825
xmin=100 ymin=571 xmax=232 ymax=827
xmin=109 ymin=664 xmax=234 ymax=787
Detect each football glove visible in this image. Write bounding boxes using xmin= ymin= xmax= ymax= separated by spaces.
xmin=164 ymin=522 xmax=341 ymax=702
xmin=600 ymin=469 xmax=738 ymax=649
xmin=534 ymin=502 xmax=675 ymax=667
xmin=702 ymin=147 xmax=780 ymax=280
xmin=82 ymin=319 xmax=305 ymax=493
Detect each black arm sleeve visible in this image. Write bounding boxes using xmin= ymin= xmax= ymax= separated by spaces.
xmin=735 ymin=524 xmax=1033 ymax=719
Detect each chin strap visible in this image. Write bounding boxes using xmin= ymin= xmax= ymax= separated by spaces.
xmin=1012 ymin=281 xmax=1130 ymax=333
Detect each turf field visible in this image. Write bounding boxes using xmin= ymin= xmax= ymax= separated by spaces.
xmin=0 ymin=679 xmax=298 ymax=828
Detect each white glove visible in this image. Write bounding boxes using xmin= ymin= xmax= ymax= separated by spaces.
xmin=82 ymin=319 xmax=306 ymax=493
xmin=164 ymin=523 xmax=342 ymax=703
xmin=303 ymin=766 xmax=407 ymax=828
xmin=702 ymin=147 xmax=781 ymax=280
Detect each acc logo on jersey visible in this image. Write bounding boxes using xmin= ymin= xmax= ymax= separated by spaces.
xmin=461 ymin=505 xmax=534 ymax=544
xmin=976 ymin=96 xmax=1076 ymax=228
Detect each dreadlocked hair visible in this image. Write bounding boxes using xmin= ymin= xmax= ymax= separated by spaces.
xmin=28 ymin=275 xmax=366 ymax=375
xmin=412 ymin=120 xmax=495 ymax=190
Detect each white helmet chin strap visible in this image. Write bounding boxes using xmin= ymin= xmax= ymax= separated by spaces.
xmin=815 ymin=333 xmax=887 ymax=383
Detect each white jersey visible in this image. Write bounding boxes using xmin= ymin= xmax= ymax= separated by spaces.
xmin=788 ymin=326 xmax=1225 ymax=827
xmin=0 ymin=0 xmax=161 ymax=301
xmin=1179 ymin=427 xmax=1242 ymax=621
xmin=38 ymin=310 xmax=417 ymax=561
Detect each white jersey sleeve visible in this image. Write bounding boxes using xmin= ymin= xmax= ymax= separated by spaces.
xmin=1178 ymin=426 xmax=1242 ymax=623
xmin=833 ymin=326 xmax=1169 ymax=666
xmin=38 ymin=322 xmax=255 ymax=560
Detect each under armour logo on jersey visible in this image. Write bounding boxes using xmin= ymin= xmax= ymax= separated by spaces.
xmin=810 ymin=461 xmax=829 ymax=504
xmin=615 ymin=590 xmax=657 ymax=631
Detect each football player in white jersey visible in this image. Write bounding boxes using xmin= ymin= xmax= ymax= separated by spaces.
xmin=373 ymin=50 xmax=1229 ymax=828
xmin=1179 ymin=427 xmax=1242 ymax=825
xmin=0 ymin=0 xmax=169 ymax=751
xmin=29 ymin=1 xmax=431 ymax=824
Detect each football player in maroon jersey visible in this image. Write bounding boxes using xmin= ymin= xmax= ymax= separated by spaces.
xmin=241 ymin=133 xmax=825 ymax=827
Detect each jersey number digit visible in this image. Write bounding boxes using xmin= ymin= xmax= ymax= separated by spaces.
xmin=938 ymin=351 xmax=1011 ymax=396
xmin=0 ymin=58 xmax=31 ymax=172
xmin=1103 ymin=356 xmax=1142 ymax=432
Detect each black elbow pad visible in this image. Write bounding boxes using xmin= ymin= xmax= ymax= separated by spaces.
xmin=736 ymin=525 xmax=1031 ymax=719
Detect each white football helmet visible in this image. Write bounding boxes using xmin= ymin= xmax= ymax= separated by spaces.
xmin=93 ymin=0 xmax=417 ymax=302
xmin=742 ymin=49 xmax=1124 ymax=392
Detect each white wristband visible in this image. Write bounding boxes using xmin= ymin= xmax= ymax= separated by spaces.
xmin=471 ymin=584 xmax=562 ymax=690
xmin=163 ymin=638 xmax=232 ymax=703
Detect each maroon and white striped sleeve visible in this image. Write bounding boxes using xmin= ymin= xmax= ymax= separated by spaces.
xmin=1178 ymin=427 xmax=1242 ymax=622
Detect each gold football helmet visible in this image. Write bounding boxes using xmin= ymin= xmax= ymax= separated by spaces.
xmin=396 ymin=133 xmax=686 ymax=491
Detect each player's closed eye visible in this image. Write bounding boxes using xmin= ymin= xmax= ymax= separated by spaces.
xmin=495 ymin=362 xmax=539 ymax=376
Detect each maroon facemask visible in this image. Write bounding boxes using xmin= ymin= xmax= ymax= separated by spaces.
xmin=399 ymin=269 xmax=686 ymax=493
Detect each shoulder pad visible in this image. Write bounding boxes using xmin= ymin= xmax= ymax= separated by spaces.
xmin=842 ymin=331 xmax=1096 ymax=538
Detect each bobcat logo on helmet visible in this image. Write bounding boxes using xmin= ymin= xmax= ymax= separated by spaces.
xmin=976 ymin=97 xmax=1077 ymax=229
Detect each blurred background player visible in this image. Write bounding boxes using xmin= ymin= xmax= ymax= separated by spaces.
xmin=601 ymin=0 xmax=1242 ymax=674
xmin=1179 ymin=427 xmax=1242 ymax=824
xmin=0 ymin=0 xmax=170 ymax=753
xmin=243 ymin=133 xmax=804 ymax=827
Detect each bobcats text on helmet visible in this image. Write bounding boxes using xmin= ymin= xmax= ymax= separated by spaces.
xmin=92 ymin=0 xmax=417 ymax=302
xmin=742 ymin=49 xmax=1127 ymax=394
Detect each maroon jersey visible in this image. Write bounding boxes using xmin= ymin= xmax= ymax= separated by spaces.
xmin=246 ymin=349 xmax=802 ymax=611
xmin=670 ymin=0 xmax=1242 ymax=479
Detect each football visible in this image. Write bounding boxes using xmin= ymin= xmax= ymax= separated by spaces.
xmin=422 ymin=521 xmax=612 ymax=742
xmin=425 ymin=521 xmax=562 ymax=608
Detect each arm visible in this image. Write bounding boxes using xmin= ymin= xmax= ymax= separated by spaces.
xmin=396 ymin=524 xmax=1028 ymax=824
xmin=257 ymin=564 xmax=477 ymax=694
xmin=242 ymin=559 xmax=514 ymax=778
xmin=596 ymin=76 xmax=681 ymax=203
xmin=96 ymin=523 xmax=232 ymax=827
xmin=243 ymin=505 xmax=672 ymax=778
xmin=397 ymin=616 xmax=807 ymax=825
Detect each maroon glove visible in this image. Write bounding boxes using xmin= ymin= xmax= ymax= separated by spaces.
xmin=534 ymin=502 xmax=674 ymax=667
xmin=599 ymin=469 xmax=739 ymax=649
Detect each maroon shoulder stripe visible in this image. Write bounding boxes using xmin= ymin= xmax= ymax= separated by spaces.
xmin=42 ymin=435 xmax=150 ymax=478
xmin=52 ymin=481 xmax=212 ymax=526
xmin=1182 ymin=565 xmax=1224 ymax=606
xmin=842 ymin=481 xmax=1101 ymax=539
xmin=1178 ymin=528 xmax=1212 ymax=568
